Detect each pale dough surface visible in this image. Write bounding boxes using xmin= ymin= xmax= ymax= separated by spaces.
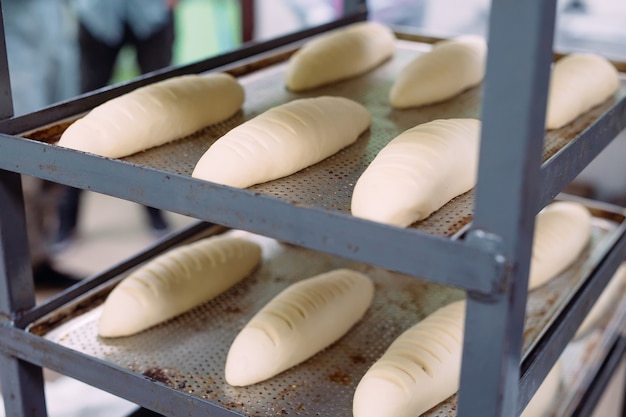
xmin=529 ymin=201 xmax=592 ymax=290
xmin=225 ymin=268 xmax=374 ymax=386
xmin=58 ymin=73 xmax=244 ymax=158
xmin=351 ymin=118 xmax=480 ymax=227
xmin=390 ymin=35 xmax=487 ymax=109
xmin=574 ymin=263 xmax=626 ymax=339
xmin=192 ymin=96 xmax=371 ymax=188
xmin=98 ymin=235 xmax=261 ymax=337
xmin=520 ymin=360 xmax=562 ymax=417
xmin=285 ymin=21 xmax=395 ymax=91
xmin=546 ymin=53 xmax=619 ymax=130
xmin=353 ymin=300 xmax=465 ymax=417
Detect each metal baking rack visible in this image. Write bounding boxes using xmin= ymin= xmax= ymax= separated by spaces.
xmin=15 ymin=198 xmax=624 ymax=417
xmin=1 ymin=1 xmax=626 ymax=416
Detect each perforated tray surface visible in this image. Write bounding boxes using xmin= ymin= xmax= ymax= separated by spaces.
xmin=26 ymin=40 xmax=626 ymax=238
xmin=34 ymin=203 xmax=624 ymax=417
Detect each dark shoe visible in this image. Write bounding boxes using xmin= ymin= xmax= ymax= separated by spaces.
xmin=33 ymin=262 xmax=81 ymax=289
xmin=49 ymin=227 xmax=76 ymax=254
xmin=52 ymin=186 xmax=82 ymax=252
xmin=145 ymin=207 xmax=169 ymax=236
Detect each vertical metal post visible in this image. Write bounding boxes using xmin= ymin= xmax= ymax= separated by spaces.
xmin=0 ymin=170 xmax=47 ymax=417
xmin=457 ymin=1 xmax=558 ymax=417
xmin=0 ymin=0 xmax=45 ymax=412
xmin=240 ymin=0 xmax=254 ymax=43
xmin=0 ymin=2 xmax=14 ymax=120
xmin=342 ymin=0 xmax=367 ymax=15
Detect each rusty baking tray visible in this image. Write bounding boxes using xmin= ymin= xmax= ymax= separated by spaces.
xmin=19 ymin=38 xmax=626 ymax=238
xmin=552 ymin=288 xmax=626 ymax=417
xmin=27 ymin=199 xmax=626 ymax=417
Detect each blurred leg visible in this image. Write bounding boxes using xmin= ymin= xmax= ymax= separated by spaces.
xmin=131 ymin=17 xmax=175 ymax=233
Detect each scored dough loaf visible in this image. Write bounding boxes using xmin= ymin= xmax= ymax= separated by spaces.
xmin=351 ymin=118 xmax=481 ymax=227
xmin=390 ymin=35 xmax=487 ymax=109
xmin=546 ymin=53 xmax=619 ymax=130
xmin=225 ymin=268 xmax=374 ymax=386
xmin=285 ymin=21 xmax=395 ymax=91
xmin=353 ymin=300 xmax=465 ymax=417
xmin=529 ymin=201 xmax=592 ymax=290
xmin=192 ymin=96 xmax=371 ymax=188
xmin=57 ymin=73 xmax=245 ymax=158
xmin=574 ymin=263 xmax=626 ymax=339
xmin=520 ymin=360 xmax=562 ymax=417
xmin=98 ymin=235 xmax=261 ymax=338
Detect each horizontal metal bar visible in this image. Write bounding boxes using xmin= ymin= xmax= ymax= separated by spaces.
xmin=0 ymin=134 xmax=503 ymax=294
xmin=0 ymin=327 xmax=244 ymax=417
xmin=517 ymin=222 xmax=626 ymax=414
xmin=16 ymin=221 xmax=220 ymax=328
xmin=0 ymin=13 xmax=367 ymax=136
xmin=539 ymin=98 xmax=626 ymax=211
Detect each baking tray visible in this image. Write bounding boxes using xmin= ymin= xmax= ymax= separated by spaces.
xmin=20 ymin=38 xmax=626 ymax=238
xmin=28 ymin=200 xmax=626 ymax=417
xmin=552 ymin=289 xmax=626 ymax=417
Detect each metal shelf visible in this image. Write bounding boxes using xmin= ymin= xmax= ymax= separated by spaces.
xmin=1 ymin=208 xmax=624 ymax=417
xmin=1 ymin=1 xmax=626 ymax=417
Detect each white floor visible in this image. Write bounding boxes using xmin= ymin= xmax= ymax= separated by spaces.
xmin=52 ymin=191 xmax=196 ymax=279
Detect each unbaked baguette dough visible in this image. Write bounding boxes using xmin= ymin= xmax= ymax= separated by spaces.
xmin=574 ymin=263 xmax=626 ymax=339
xmin=351 ymin=118 xmax=480 ymax=227
xmin=285 ymin=21 xmax=395 ymax=91
xmin=353 ymin=300 xmax=465 ymax=417
xmin=520 ymin=360 xmax=562 ymax=417
xmin=225 ymin=268 xmax=374 ymax=386
xmin=57 ymin=73 xmax=244 ymax=158
xmin=546 ymin=53 xmax=619 ymax=130
xmin=529 ymin=201 xmax=592 ymax=290
xmin=98 ymin=235 xmax=261 ymax=338
xmin=390 ymin=35 xmax=487 ymax=108
xmin=192 ymin=96 xmax=371 ymax=188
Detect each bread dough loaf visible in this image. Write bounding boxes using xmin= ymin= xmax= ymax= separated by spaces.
xmin=575 ymin=263 xmax=626 ymax=339
xmin=192 ymin=96 xmax=371 ymax=188
xmin=546 ymin=53 xmax=619 ymax=130
xmin=225 ymin=268 xmax=374 ymax=386
xmin=520 ymin=360 xmax=562 ymax=417
xmin=285 ymin=22 xmax=395 ymax=91
xmin=98 ymin=235 xmax=261 ymax=337
xmin=351 ymin=118 xmax=480 ymax=227
xmin=58 ymin=73 xmax=244 ymax=158
xmin=353 ymin=300 xmax=465 ymax=417
xmin=529 ymin=201 xmax=592 ymax=290
xmin=390 ymin=35 xmax=487 ymax=108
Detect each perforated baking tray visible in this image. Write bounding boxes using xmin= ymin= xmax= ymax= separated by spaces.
xmin=21 ymin=39 xmax=626 ymax=238
xmin=553 ymin=289 xmax=626 ymax=417
xmin=29 ymin=200 xmax=626 ymax=417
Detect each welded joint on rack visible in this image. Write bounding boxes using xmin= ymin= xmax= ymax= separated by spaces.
xmin=464 ymin=228 xmax=511 ymax=299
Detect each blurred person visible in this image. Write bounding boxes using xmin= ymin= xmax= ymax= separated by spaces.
xmin=2 ymin=0 xmax=80 ymax=285
xmin=368 ymin=0 xmax=426 ymax=27
xmin=54 ymin=0 xmax=179 ymax=247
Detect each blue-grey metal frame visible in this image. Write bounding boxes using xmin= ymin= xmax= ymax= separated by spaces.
xmin=0 ymin=5 xmax=12 ymax=121
xmin=1 ymin=0 xmax=625 ymax=416
xmin=0 ymin=6 xmax=47 ymax=415
xmin=459 ymin=1 xmax=559 ymax=416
